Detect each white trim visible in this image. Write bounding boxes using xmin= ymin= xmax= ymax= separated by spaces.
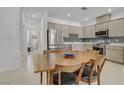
xmin=48 ymin=17 xmax=82 ymax=27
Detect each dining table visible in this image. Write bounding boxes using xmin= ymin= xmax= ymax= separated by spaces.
xmin=32 ymin=50 xmax=102 ymax=85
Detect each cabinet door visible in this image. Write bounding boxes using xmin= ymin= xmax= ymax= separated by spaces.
xmin=96 ymin=22 xmax=108 ymax=31
xmin=84 ymin=44 xmax=92 ymax=51
xmin=74 ymin=26 xmax=79 ymax=34
xmin=96 ymin=24 xmax=101 ymax=31
xmin=90 ymin=25 xmax=96 ymax=38
xmin=84 ymin=26 xmax=90 ymax=38
xmin=72 ymin=44 xmax=83 ymax=50
xmin=108 ymin=20 xmax=117 ymax=37
xmin=116 ymin=18 xmax=124 ymax=36
xmin=106 ymin=46 xmax=124 ymax=63
xmin=68 ymin=26 xmax=74 ymax=34
xmin=62 ymin=25 xmax=69 ymax=38
xmin=101 ymin=22 xmax=108 ymax=29
xmin=78 ymin=27 xmax=84 ymax=38
xmin=108 ymin=18 xmax=124 ymax=37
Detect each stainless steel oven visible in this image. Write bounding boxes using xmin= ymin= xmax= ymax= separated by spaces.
xmin=92 ymin=44 xmax=106 ymax=55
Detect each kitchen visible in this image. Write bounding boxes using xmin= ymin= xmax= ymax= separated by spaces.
xmin=0 ymin=7 xmax=124 ymax=85
xmin=46 ymin=8 xmax=124 ymax=65
xmin=1 ymin=0 xmax=124 ymax=91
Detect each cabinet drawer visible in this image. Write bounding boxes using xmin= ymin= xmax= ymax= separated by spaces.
xmin=106 ymin=46 xmax=124 ymax=63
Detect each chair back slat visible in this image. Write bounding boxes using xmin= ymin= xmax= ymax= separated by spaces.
xmin=56 ymin=62 xmax=84 ymax=85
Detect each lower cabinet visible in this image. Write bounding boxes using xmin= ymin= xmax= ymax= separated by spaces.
xmin=83 ymin=44 xmax=93 ymax=51
xmin=72 ymin=43 xmax=83 ymax=51
xmin=63 ymin=43 xmax=83 ymax=51
xmin=106 ymin=45 xmax=124 ymax=64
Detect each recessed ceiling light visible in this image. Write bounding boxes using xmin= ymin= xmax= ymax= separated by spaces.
xmin=84 ymin=18 xmax=88 ymax=21
xmin=108 ymin=9 xmax=112 ymax=12
xmin=32 ymin=14 xmax=36 ymax=17
xmin=67 ymin=13 xmax=70 ymax=17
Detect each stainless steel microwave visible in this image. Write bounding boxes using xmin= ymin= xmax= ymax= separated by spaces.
xmin=95 ymin=29 xmax=108 ymax=37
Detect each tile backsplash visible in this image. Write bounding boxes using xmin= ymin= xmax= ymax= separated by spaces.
xmin=63 ymin=36 xmax=124 ymax=43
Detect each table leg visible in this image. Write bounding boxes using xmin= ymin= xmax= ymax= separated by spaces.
xmin=50 ymin=70 xmax=54 ymax=85
xmin=97 ymin=65 xmax=100 ymax=85
xmin=47 ymin=70 xmax=50 ymax=85
xmin=40 ymin=72 xmax=42 ymax=84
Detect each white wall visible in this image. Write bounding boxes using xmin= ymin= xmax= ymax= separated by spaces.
xmin=0 ymin=8 xmax=21 ymax=72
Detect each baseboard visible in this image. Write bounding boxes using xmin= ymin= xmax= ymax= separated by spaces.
xmin=0 ymin=63 xmax=21 ymax=72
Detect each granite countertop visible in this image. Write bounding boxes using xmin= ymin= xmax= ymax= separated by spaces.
xmin=63 ymin=42 xmax=96 ymax=45
xmin=63 ymin=42 xmax=124 ymax=47
xmin=106 ymin=43 xmax=124 ymax=47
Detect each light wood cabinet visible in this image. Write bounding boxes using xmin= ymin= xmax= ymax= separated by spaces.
xmin=108 ymin=18 xmax=124 ymax=37
xmin=96 ymin=22 xmax=108 ymax=32
xmin=84 ymin=26 xmax=91 ymax=38
xmin=96 ymin=14 xmax=111 ymax=24
xmin=68 ymin=26 xmax=79 ymax=34
xmin=62 ymin=24 xmax=69 ymax=38
xmin=84 ymin=25 xmax=95 ymax=38
xmin=78 ymin=27 xmax=84 ymax=38
xmin=83 ymin=44 xmax=92 ymax=51
xmin=106 ymin=45 xmax=124 ymax=64
xmin=72 ymin=43 xmax=83 ymax=50
xmin=75 ymin=27 xmax=80 ymax=34
xmin=90 ymin=25 xmax=96 ymax=38
xmin=108 ymin=20 xmax=116 ymax=37
xmin=116 ymin=18 xmax=124 ymax=36
xmin=68 ymin=25 xmax=74 ymax=34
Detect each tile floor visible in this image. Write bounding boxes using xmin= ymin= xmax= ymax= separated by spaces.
xmin=0 ymin=55 xmax=124 ymax=85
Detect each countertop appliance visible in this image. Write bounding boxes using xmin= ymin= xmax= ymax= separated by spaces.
xmin=95 ymin=29 xmax=108 ymax=37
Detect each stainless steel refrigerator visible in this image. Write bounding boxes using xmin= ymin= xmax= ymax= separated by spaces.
xmin=47 ymin=28 xmax=63 ymax=50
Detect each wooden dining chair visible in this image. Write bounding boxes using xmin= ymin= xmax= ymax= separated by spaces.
xmin=96 ymin=56 xmax=106 ymax=85
xmin=32 ymin=54 xmax=49 ymax=84
xmin=53 ymin=63 xmax=85 ymax=85
xmin=81 ymin=56 xmax=106 ymax=85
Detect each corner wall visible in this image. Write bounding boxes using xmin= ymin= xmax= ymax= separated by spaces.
xmin=0 ymin=8 xmax=22 ymax=72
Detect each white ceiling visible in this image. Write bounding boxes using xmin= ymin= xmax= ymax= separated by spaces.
xmin=23 ymin=7 xmax=124 ymax=25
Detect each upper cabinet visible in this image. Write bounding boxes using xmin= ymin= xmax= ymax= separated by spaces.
xmin=108 ymin=18 xmax=124 ymax=37
xmin=96 ymin=22 xmax=108 ymax=32
xmin=78 ymin=27 xmax=84 ymax=38
xmin=108 ymin=20 xmax=117 ymax=37
xmin=90 ymin=25 xmax=96 ymax=38
xmin=48 ymin=17 xmax=124 ymax=38
xmin=84 ymin=26 xmax=91 ymax=38
xmin=96 ymin=14 xmax=111 ymax=24
xmin=62 ymin=24 xmax=69 ymax=38
xmin=84 ymin=25 xmax=95 ymax=38
xmin=117 ymin=18 xmax=124 ymax=36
